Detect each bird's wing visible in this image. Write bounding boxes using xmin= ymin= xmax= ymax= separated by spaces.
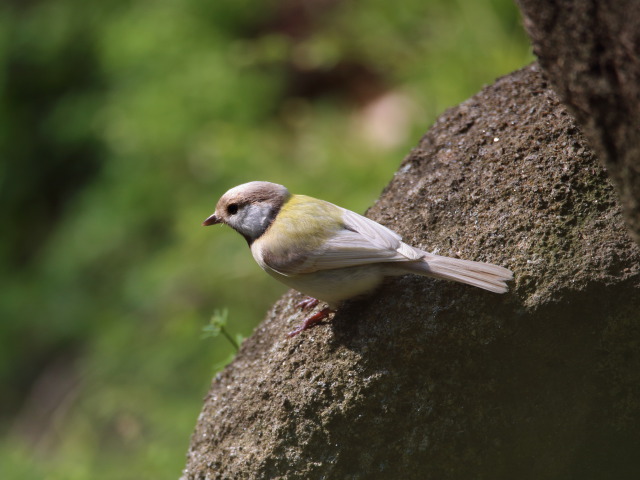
xmin=259 ymin=207 xmax=424 ymax=276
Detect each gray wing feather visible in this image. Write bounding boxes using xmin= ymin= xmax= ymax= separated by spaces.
xmin=341 ymin=209 xmax=423 ymax=260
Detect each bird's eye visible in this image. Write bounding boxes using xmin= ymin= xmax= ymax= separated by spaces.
xmin=227 ymin=204 xmax=238 ymax=215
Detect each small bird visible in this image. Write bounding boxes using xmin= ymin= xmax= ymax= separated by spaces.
xmin=203 ymin=181 xmax=513 ymax=337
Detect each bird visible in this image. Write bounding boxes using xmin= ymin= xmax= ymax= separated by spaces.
xmin=203 ymin=181 xmax=513 ymax=337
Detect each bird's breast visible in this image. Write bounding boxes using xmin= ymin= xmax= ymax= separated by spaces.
xmin=252 ymin=195 xmax=344 ymax=275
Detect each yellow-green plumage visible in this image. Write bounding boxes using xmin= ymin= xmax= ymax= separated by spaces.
xmin=257 ymin=195 xmax=343 ymax=274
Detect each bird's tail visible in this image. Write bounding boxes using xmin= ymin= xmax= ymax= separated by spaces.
xmin=402 ymin=253 xmax=513 ymax=294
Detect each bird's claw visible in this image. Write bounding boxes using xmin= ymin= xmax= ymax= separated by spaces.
xmin=287 ymin=307 xmax=333 ymax=337
xmin=296 ymin=296 xmax=319 ymax=310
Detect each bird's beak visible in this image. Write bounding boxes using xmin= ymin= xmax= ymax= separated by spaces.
xmin=202 ymin=213 xmax=222 ymax=226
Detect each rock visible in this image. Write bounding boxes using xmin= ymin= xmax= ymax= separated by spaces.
xmin=182 ymin=64 xmax=640 ymax=480
xmin=517 ymin=0 xmax=640 ymax=244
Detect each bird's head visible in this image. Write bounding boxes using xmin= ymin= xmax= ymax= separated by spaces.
xmin=203 ymin=181 xmax=291 ymax=244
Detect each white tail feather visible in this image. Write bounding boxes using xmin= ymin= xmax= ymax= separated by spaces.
xmin=400 ymin=254 xmax=513 ymax=293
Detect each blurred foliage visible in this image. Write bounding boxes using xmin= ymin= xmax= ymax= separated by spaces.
xmin=0 ymin=0 xmax=532 ymax=478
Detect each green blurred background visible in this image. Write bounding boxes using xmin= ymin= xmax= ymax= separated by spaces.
xmin=0 ymin=0 xmax=532 ymax=478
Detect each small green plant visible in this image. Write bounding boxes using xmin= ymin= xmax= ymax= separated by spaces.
xmin=202 ymin=309 xmax=241 ymax=351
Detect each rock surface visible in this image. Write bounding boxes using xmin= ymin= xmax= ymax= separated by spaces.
xmin=517 ymin=0 xmax=640 ymax=244
xmin=182 ymin=64 xmax=640 ymax=480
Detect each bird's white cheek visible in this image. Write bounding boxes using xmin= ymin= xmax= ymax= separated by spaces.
xmin=231 ymin=204 xmax=276 ymax=241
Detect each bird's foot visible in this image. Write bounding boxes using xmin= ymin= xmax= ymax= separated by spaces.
xmin=296 ymin=296 xmax=319 ymax=310
xmin=287 ymin=307 xmax=334 ymax=338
